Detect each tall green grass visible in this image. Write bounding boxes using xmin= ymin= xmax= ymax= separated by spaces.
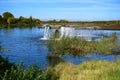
xmin=47 ymin=35 xmax=119 ymax=57
xmin=0 ymin=54 xmax=59 ymax=80
xmin=1 ymin=54 xmax=120 ymax=80
xmin=0 ymin=56 xmax=15 ymax=79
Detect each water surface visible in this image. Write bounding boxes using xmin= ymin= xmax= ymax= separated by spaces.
xmin=0 ymin=27 xmax=120 ymax=69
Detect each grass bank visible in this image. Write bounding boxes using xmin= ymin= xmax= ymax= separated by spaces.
xmin=0 ymin=57 xmax=120 ymax=80
xmin=54 ymin=60 xmax=120 ymax=80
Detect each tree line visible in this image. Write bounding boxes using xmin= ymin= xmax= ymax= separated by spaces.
xmin=0 ymin=12 xmax=120 ymax=28
xmin=0 ymin=12 xmax=41 ymax=27
xmin=43 ymin=19 xmax=120 ymax=29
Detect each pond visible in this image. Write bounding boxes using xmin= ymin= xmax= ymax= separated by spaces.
xmin=0 ymin=27 xmax=120 ymax=69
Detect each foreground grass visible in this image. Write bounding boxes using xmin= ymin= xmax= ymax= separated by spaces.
xmin=0 ymin=57 xmax=59 ymax=80
xmin=55 ymin=60 xmax=120 ymax=80
xmin=1 ymin=58 xmax=120 ymax=80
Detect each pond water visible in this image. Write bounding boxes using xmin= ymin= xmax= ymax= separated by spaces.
xmin=0 ymin=27 xmax=120 ymax=69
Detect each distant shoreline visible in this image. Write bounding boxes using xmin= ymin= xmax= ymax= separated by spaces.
xmin=40 ymin=24 xmax=120 ymax=30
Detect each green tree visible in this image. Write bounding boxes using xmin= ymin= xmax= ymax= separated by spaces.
xmin=18 ymin=16 xmax=24 ymax=25
xmin=18 ymin=16 xmax=24 ymax=21
xmin=59 ymin=20 xmax=68 ymax=26
xmin=48 ymin=19 xmax=57 ymax=24
xmin=7 ymin=17 xmax=14 ymax=25
xmin=33 ymin=19 xmax=41 ymax=24
xmin=2 ymin=12 xmax=14 ymax=21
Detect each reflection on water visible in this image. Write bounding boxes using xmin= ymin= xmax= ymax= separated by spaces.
xmin=47 ymin=55 xmax=64 ymax=67
xmin=0 ymin=27 xmax=120 ymax=69
xmin=63 ymin=53 xmax=120 ymax=65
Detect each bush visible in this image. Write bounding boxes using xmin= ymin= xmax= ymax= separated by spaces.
xmin=0 ymin=55 xmax=15 ymax=79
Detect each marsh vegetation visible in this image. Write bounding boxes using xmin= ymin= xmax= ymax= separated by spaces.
xmin=47 ymin=33 xmax=119 ymax=57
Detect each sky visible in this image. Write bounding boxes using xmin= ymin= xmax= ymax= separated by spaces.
xmin=0 ymin=0 xmax=120 ymax=21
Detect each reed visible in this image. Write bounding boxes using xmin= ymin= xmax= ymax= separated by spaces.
xmin=47 ymin=36 xmax=119 ymax=57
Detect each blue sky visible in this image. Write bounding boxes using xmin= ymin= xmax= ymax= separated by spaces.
xmin=0 ymin=0 xmax=120 ymax=21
